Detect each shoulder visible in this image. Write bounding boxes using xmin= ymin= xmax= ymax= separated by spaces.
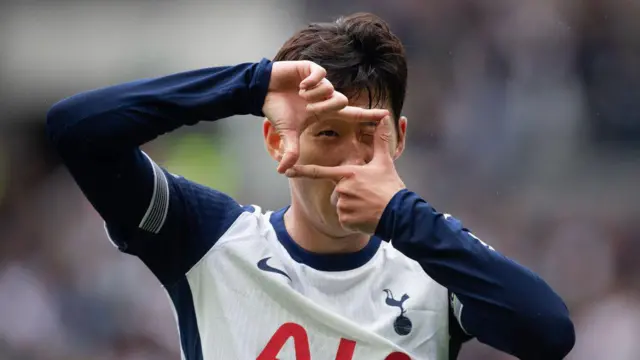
xmin=165 ymin=174 xmax=257 ymax=238
xmin=210 ymin=204 xmax=274 ymax=247
xmin=109 ymin=167 xmax=272 ymax=284
xmin=186 ymin=204 xmax=281 ymax=277
xmin=376 ymin=241 xmax=448 ymax=301
xmin=378 ymin=241 xmax=431 ymax=275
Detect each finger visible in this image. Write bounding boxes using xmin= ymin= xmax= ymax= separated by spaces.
xmin=335 ymin=107 xmax=389 ymax=124
xmin=335 ymin=194 xmax=364 ymax=213
xmin=299 ymin=61 xmax=327 ymax=90
xmin=330 ymin=188 xmax=339 ymax=207
xmin=306 ymin=91 xmax=348 ymax=115
xmin=285 ymin=164 xmax=354 ymax=181
xmin=299 ymin=78 xmax=334 ymax=103
xmin=333 ymin=188 xmax=359 ymax=203
xmin=277 ymin=129 xmax=300 ymax=173
xmin=372 ymin=116 xmax=394 ymax=163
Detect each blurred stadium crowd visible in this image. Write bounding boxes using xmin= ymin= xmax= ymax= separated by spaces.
xmin=0 ymin=0 xmax=639 ymax=359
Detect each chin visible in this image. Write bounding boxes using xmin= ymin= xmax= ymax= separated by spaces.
xmin=305 ymin=189 xmax=352 ymax=237
xmin=317 ymin=208 xmax=356 ymax=238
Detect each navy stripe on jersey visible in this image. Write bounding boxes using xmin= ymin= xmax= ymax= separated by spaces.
xmin=448 ymin=291 xmax=472 ymax=359
xmin=166 ymin=277 xmax=203 ymax=360
xmin=164 ymin=205 xmax=256 ymax=360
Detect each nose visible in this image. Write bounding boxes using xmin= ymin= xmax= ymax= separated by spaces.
xmin=340 ymin=137 xmax=372 ymax=166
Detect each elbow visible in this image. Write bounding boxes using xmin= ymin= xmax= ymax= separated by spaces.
xmin=46 ymin=99 xmax=71 ymax=145
xmin=535 ymin=312 xmax=575 ymax=359
xmin=520 ymin=308 xmax=575 ymax=359
xmin=46 ymin=97 xmax=85 ymax=148
xmin=531 ymin=289 xmax=576 ymax=359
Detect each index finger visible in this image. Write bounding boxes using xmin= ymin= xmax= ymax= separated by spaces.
xmin=372 ymin=116 xmax=394 ymax=163
xmin=284 ymin=164 xmax=355 ymax=181
xmin=334 ymin=107 xmax=390 ymax=124
xmin=299 ymin=61 xmax=327 ymax=90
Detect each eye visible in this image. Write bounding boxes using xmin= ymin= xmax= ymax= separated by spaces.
xmin=316 ymin=130 xmax=339 ymax=137
xmin=359 ymin=122 xmax=378 ymax=137
xmin=360 ymin=132 xmax=375 ymax=143
xmin=360 ymin=125 xmax=376 ymax=138
xmin=361 ymin=132 xmax=375 ymax=138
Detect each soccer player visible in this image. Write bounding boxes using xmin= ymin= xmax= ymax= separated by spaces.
xmin=46 ymin=12 xmax=574 ymax=360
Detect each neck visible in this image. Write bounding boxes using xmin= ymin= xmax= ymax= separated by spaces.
xmin=284 ymin=202 xmax=370 ymax=254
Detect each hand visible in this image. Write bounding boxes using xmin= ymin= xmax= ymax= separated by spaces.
xmin=263 ymin=60 xmax=389 ymax=173
xmin=284 ymin=118 xmax=406 ymax=235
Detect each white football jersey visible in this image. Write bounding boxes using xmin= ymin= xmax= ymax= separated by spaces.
xmin=103 ymin=159 xmax=466 ymax=360
xmin=171 ymin=205 xmax=451 ymax=359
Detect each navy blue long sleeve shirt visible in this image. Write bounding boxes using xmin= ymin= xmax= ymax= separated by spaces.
xmin=46 ymin=59 xmax=575 ymax=359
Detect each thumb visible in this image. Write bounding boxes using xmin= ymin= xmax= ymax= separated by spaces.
xmin=372 ymin=116 xmax=393 ymax=164
xmin=277 ymin=129 xmax=300 ymax=173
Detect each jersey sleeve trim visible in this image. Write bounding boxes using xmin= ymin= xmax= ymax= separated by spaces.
xmin=450 ymin=293 xmax=469 ymax=335
xmin=103 ymin=221 xmax=120 ymax=249
xmin=138 ymin=153 xmax=170 ymax=234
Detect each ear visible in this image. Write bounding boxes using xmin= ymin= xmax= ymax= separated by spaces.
xmin=393 ymin=116 xmax=407 ymax=160
xmin=263 ymin=119 xmax=284 ymax=163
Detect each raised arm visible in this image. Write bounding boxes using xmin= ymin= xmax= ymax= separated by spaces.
xmin=46 ymin=60 xmax=272 ymax=284
xmin=375 ymin=190 xmax=575 ymax=359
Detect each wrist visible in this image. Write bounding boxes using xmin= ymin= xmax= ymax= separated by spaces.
xmin=374 ymin=189 xmax=408 ymax=241
xmin=250 ymin=59 xmax=273 ymax=117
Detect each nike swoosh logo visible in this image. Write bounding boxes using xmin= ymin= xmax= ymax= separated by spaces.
xmin=257 ymin=257 xmax=291 ymax=281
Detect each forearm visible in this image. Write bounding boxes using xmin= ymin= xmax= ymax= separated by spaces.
xmin=375 ymin=189 xmax=575 ymax=359
xmin=46 ymin=59 xmax=272 ymax=153
xmin=46 ymin=59 xmax=271 ymax=231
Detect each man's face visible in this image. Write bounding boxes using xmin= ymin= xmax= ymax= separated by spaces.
xmin=278 ymin=96 xmax=407 ymax=237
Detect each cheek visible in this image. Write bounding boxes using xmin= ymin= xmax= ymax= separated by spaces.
xmin=291 ymin=179 xmax=336 ymax=211
xmin=297 ymin=178 xmax=334 ymax=194
xmin=298 ymin=138 xmax=344 ymax=166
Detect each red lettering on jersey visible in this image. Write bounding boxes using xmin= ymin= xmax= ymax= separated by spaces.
xmin=259 ymin=322 xmax=411 ymax=359
xmin=385 ymin=352 xmax=412 ymax=360
xmin=334 ymin=338 xmax=356 ymax=360
xmin=257 ymin=322 xmax=311 ymax=360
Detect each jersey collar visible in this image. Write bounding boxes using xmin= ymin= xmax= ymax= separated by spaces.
xmin=269 ymin=206 xmax=382 ymax=271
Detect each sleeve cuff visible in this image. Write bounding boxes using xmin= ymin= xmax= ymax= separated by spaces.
xmin=249 ymin=58 xmax=273 ymax=117
xmin=374 ymin=188 xmax=417 ymax=241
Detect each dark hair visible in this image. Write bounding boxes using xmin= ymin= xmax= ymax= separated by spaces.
xmin=273 ymin=13 xmax=407 ymax=124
